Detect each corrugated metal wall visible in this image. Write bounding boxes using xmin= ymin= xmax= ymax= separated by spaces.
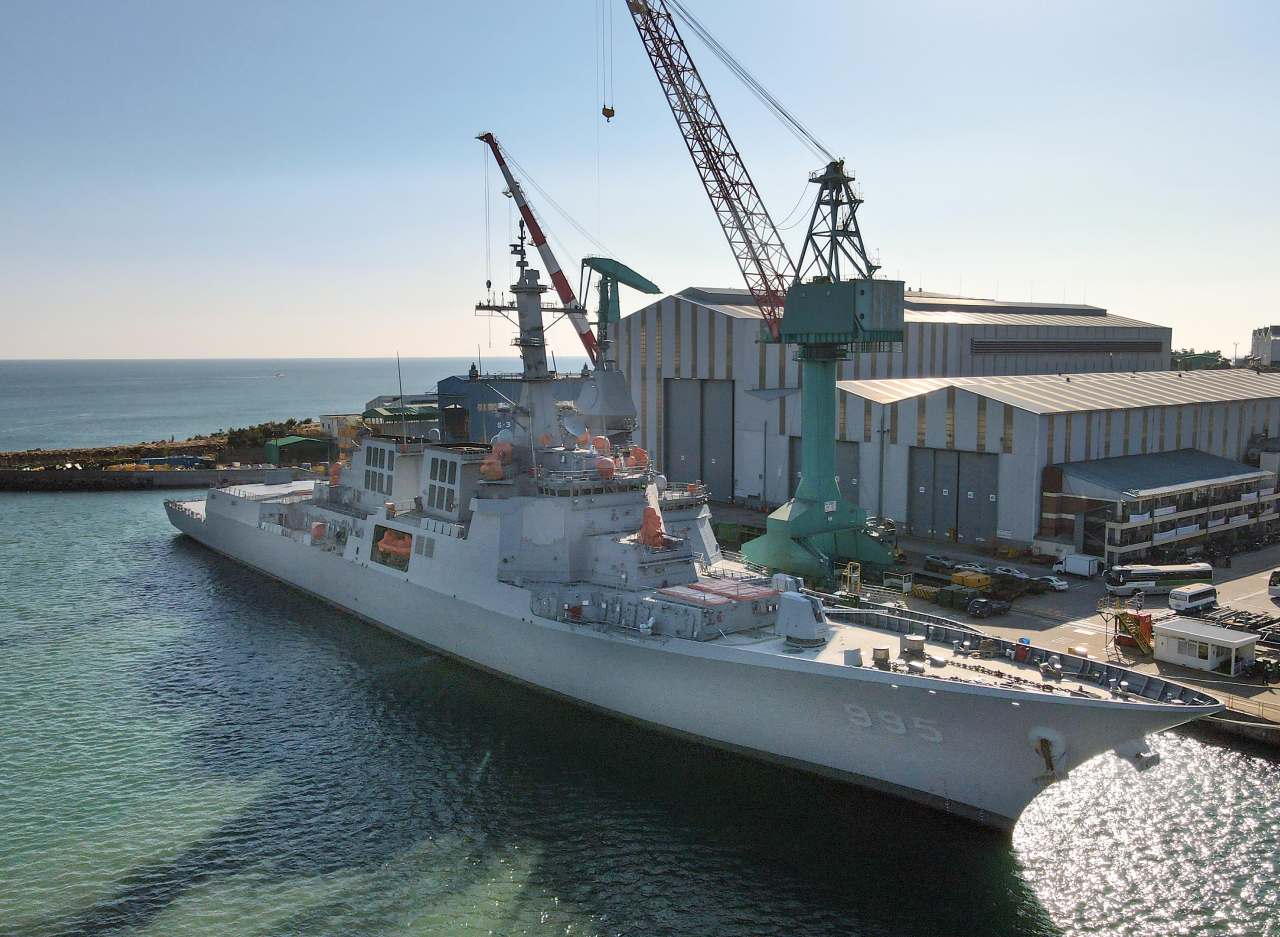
xmin=616 ymin=292 xmax=1173 ymax=509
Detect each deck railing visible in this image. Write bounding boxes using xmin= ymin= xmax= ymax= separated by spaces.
xmin=165 ymin=499 xmax=203 ymax=520
xmin=703 ymin=551 xmax=769 ymax=579
xmin=218 ymin=484 xmax=315 ymax=502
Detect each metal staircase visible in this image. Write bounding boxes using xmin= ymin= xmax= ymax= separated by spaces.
xmin=1097 ymin=596 xmax=1153 ymax=656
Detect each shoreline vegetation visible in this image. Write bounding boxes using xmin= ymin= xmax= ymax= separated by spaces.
xmin=0 ymin=418 xmax=321 ymax=471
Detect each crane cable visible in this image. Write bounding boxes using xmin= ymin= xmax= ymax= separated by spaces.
xmin=601 ymin=0 xmax=615 ymax=118
xmin=775 ymin=178 xmax=818 ymax=230
xmin=666 ymin=0 xmax=835 ymax=164
xmin=482 ymin=142 xmax=492 ymax=292
xmin=501 ymin=148 xmax=616 ymax=260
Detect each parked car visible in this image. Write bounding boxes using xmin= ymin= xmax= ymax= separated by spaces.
xmin=923 ymin=554 xmax=957 ymax=573
xmin=967 ymin=597 xmax=1012 ymax=618
xmin=954 ymin=562 xmax=989 ymax=575
xmin=1036 ymin=576 xmax=1070 ymax=592
xmin=994 ymin=566 xmax=1030 ymax=580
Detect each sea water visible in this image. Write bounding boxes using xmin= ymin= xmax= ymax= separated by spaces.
xmin=0 ymin=357 xmax=587 ymax=454
xmin=2 ymin=361 xmax=1279 ymax=935
xmin=2 ymin=493 xmax=1279 ymax=936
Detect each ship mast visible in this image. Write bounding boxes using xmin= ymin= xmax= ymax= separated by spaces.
xmin=506 ymin=221 xmax=551 ymax=382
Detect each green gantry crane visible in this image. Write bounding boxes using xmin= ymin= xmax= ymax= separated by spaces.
xmin=582 ymin=255 xmax=661 ymax=369
xmin=625 ymin=0 xmax=905 ymax=583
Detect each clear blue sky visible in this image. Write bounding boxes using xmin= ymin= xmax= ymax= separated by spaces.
xmin=2 ymin=1 xmax=1276 ymax=359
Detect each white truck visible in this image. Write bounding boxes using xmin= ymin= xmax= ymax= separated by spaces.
xmin=1053 ymin=553 xmax=1103 ymax=577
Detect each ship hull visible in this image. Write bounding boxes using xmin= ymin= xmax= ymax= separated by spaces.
xmin=167 ymin=503 xmax=1213 ymax=831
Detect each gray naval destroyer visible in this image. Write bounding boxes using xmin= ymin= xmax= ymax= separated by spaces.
xmin=167 ymin=240 xmax=1222 ymax=831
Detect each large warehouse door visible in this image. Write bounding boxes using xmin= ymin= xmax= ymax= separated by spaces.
xmin=956 ymin=452 xmax=999 ymax=546
xmin=664 ymin=380 xmax=702 ymax=486
xmin=908 ymin=447 xmax=1000 ymax=543
xmin=663 ymin=379 xmax=734 ymax=501
xmin=700 ymin=380 xmax=734 ymax=500
xmin=834 ymin=441 xmax=860 ymax=505
xmin=785 ymin=438 xmax=858 ymax=504
xmin=933 ymin=450 xmax=960 ymax=541
xmin=908 ymin=448 xmax=936 ymax=537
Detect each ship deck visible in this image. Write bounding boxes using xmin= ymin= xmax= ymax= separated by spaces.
xmin=173 ymin=485 xmax=1217 ymax=709
xmin=714 ymin=606 xmax=1220 ymax=707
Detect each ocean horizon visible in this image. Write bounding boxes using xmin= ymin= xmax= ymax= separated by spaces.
xmin=0 ymin=356 xmax=589 ymax=453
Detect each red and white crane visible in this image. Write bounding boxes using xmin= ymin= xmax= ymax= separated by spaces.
xmin=623 ymin=0 xmax=795 ymax=342
xmin=477 ymin=132 xmax=601 ymax=366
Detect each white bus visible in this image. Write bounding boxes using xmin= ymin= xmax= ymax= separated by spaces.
xmin=1168 ymin=583 xmax=1218 ymax=613
xmin=1103 ymin=563 xmax=1213 ymax=596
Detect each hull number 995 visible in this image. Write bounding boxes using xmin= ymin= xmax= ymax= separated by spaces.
xmin=843 ymin=702 xmax=943 ymax=743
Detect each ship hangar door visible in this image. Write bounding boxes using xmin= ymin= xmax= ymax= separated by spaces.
xmin=908 ymin=448 xmax=998 ymax=543
xmin=663 ymin=378 xmax=734 ymax=502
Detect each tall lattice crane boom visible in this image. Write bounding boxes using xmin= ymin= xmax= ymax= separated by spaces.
xmin=625 ymin=0 xmax=793 ymax=342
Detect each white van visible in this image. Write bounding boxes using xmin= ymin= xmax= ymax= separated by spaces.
xmin=1168 ymin=583 xmax=1218 ymax=614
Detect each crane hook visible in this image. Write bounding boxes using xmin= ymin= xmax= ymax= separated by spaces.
xmin=602 ymin=105 xmax=615 ymax=121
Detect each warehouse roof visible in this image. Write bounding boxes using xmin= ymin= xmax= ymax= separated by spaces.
xmin=266 ymin=435 xmax=325 ymax=448
xmin=837 ymin=369 xmax=1280 ymax=414
xmin=904 ymin=308 xmax=1161 ymax=328
xmin=363 ymin=405 xmax=441 ymax=421
xmin=1059 ymin=449 xmax=1271 ymax=500
xmin=649 ymin=287 xmax=1164 ymax=330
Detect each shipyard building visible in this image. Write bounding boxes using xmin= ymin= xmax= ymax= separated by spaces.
xmin=833 ymin=370 xmax=1280 ymax=563
xmin=614 ymin=287 xmax=1171 ymax=505
xmin=1251 ymin=325 xmax=1280 ymax=366
xmin=612 ymin=288 xmax=1280 ymax=564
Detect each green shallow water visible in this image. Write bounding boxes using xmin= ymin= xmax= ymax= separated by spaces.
xmin=2 ymin=490 xmax=1278 ymax=936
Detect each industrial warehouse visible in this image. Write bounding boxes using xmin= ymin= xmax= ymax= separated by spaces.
xmin=833 ymin=369 xmax=1280 ymax=561
xmin=614 ymin=284 xmax=1172 ymax=500
xmin=612 ymin=289 xmax=1280 ymax=564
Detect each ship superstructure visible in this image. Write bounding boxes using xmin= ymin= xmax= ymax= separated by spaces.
xmin=167 ymin=230 xmax=1222 ymax=831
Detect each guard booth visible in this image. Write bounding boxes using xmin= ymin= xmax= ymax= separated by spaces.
xmin=883 ymin=570 xmax=914 ymax=594
xmin=1153 ymin=619 xmax=1258 ymax=676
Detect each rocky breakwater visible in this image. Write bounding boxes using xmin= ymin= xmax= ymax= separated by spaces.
xmin=0 ymin=435 xmax=325 ymax=491
xmin=0 ymin=436 xmax=227 ymax=472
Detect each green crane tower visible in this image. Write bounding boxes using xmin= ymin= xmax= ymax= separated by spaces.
xmin=624 ymin=0 xmax=904 ymax=584
xmin=582 ymin=256 xmax=661 ymax=367
xmin=740 ymin=161 xmax=905 ymax=583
